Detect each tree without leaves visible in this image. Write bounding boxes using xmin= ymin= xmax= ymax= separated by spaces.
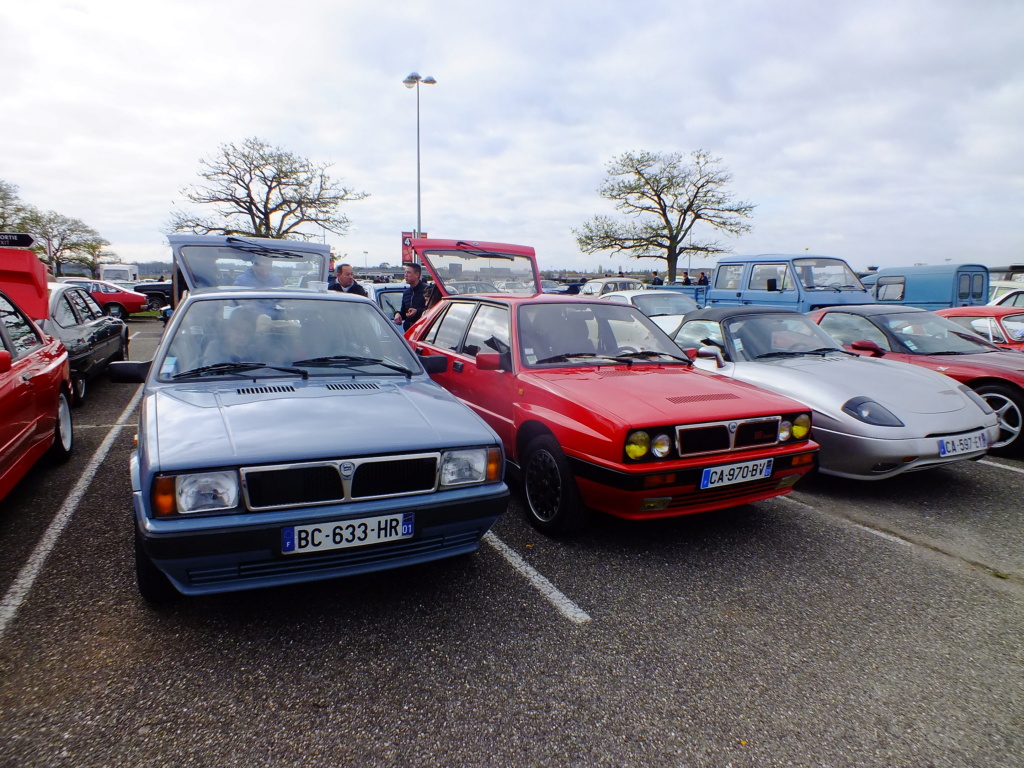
xmin=574 ymin=150 xmax=754 ymax=282
xmin=21 ymin=210 xmax=110 ymax=277
xmin=169 ymin=137 xmax=369 ymax=239
xmin=0 ymin=179 xmax=31 ymax=232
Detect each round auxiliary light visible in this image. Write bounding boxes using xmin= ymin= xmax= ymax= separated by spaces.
xmin=625 ymin=431 xmax=650 ymax=460
xmin=651 ymin=433 xmax=673 ymax=458
xmin=792 ymin=414 xmax=811 ymax=439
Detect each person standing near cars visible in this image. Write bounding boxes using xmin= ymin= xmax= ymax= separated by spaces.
xmin=697 ymin=271 xmax=709 ymax=286
xmin=329 ymin=263 xmax=368 ymax=296
xmin=395 ymin=262 xmax=427 ymax=330
xmin=651 ymin=270 xmax=663 ymax=286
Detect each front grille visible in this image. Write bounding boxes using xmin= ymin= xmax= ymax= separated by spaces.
xmin=665 ymin=477 xmax=781 ymax=510
xmin=676 ymin=417 xmax=782 ymax=457
xmin=352 ymin=457 xmax=438 ymax=498
xmin=241 ymin=453 xmax=439 ymax=511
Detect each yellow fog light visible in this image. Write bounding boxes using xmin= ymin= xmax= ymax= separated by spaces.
xmin=639 ymin=497 xmax=671 ymax=511
xmin=792 ymin=414 xmax=811 ymax=440
xmin=625 ymin=431 xmax=650 ymax=460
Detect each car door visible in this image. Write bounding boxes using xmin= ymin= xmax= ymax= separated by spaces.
xmin=0 ymin=295 xmax=48 ymax=474
xmin=68 ymin=287 xmax=120 ymax=365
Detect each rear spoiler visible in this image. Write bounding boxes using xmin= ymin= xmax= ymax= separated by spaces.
xmin=0 ymin=247 xmax=48 ymax=321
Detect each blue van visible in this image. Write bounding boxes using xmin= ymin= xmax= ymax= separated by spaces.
xmin=705 ymin=255 xmax=871 ymax=312
xmin=860 ymin=263 xmax=988 ymax=310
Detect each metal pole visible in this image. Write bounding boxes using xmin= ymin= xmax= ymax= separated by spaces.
xmin=415 ymin=80 xmax=422 ymax=237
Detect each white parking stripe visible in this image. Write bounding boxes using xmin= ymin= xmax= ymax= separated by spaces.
xmin=484 ymin=532 xmax=591 ymax=625
xmin=0 ymin=387 xmax=144 ymax=641
xmin=979 ymin=459 xmax=1024 ymax=475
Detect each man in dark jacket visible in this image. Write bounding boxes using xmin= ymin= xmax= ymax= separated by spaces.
xmin=395 ymin=262 xmax=427 ymax=330
xmin=329 ymin=263 xmax=368 ymax=296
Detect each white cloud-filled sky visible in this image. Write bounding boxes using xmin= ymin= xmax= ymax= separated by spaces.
xmin=2 ymin=0 xmax=1022 ymax=274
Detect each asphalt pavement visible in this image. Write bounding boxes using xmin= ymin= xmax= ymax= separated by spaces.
xmin=0 ymin=317 xmax=1021 ymax=768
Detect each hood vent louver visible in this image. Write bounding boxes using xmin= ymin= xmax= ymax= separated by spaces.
xmin=326 ymin=382 xmax=382 ymax=391
xmin=236 ymin=385 xmax=297 ymax=395
xmin=667 ymin=393 xmax=740 ymax=404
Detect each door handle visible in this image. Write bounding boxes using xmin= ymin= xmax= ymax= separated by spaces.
xmin=453 ymin=360 xmax=464 ymax=372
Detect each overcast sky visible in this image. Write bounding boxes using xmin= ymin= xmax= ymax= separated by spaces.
xmin=2 ymin=0 xmax=1021 ymax=274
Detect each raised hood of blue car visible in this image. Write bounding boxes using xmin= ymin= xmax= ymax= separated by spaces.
xmin=145 ymin=378 xmax=496 ymax=470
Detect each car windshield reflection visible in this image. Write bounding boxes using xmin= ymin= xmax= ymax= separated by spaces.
xmin=721 ymin=314 xmax=846 ymax=362
xmin=157 ymin=297 xmax=420 ymax=380
xmin=876 ymin=312 xmax=1001 ymax=355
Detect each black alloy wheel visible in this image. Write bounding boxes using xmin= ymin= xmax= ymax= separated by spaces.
xmin=522 ymin=434 xmax=589 ymax=536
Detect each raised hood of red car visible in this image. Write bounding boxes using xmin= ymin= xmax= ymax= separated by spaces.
xmin=526 ymin=365 xmax=808 ymax=424
xmin=0 ymin=247 xmax=48 ymax=321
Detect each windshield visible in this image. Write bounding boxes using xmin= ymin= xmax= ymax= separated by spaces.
xmin=157 ymin=296 xmax=420 ymax=380
xmin=874 ymin=311 xmax=1002 ymax=354
xmin=631 ymin=292 xmax=698 ymax=317
xmin=174 ymin=238 xmax=329 ymax=292
xmin=792 ymin=258 xmax=865 ymax=291
xmin=517 ymin=301 xmax=687 ymax=367
xmin=421 ymin=247 xmax=540 ymax=296
xmin=722 ymin=313 xmax=846 ymax=361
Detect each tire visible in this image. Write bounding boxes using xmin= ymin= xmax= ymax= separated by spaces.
xmin=145 ymin=295 xmax=164 ymax=312
xmin=105 ymin=303 xmax=126 ymax=319
xmin=135 ymin=530 xmax=180 ymax=604
xmin=975 ymin=383 xmax=1024 ymax=455
xmin=521 ymin=434 xmax=590 ymax=536
xmin=47 ymin=389 xmax=73 ymax=462
xmin=71 ymin=375 xmax=87 ymax=407
xmin=113 ymin=333 xmax=127 ymax=362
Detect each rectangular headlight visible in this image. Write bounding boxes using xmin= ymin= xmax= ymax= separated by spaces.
xmin=440 ymin=448 xmax=499 ymax=488
xmin=173 ymin=470 xmax=240 ymax=514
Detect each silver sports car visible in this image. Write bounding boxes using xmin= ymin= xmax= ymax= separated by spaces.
xmin=673 ymin=306 xmax=999 ymax=480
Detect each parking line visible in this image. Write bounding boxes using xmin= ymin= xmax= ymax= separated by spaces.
xmin=0 ymin=387 xmax=144 ymax=641
xmin=979 ymin=459 xmax=1024 ymax=475
xmin=483 ymin=532 xmax=591 ymax=625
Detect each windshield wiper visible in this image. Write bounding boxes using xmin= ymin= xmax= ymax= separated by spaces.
xmin=534 ymin=352 xmax=604 ymax=364
xmin=224 ymin=236 xmax=309 ymax=259
xmin=173 ymin=361 xmax=309 ymax=379
xmin=291 ymin=355 xmax=414 ymax=378
xmin=612 ymin=350 xmax=693 ymax=365
xmin=452 ymin=242 xmax=516 ymax=260
xmin=756 ymin=347 xmax=845 ymax=359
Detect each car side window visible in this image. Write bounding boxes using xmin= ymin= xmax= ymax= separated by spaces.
xmin=819 ymin=312 xmax=890 ymax=350
xmin=714 ymin=265 xmax=744 ymax=290
xmin=54 ymin=294 xmax=79 ymax=327
xmin=876 ymin=277 xmax=906 ymax=302
xmin=0 ymin=295 xmax=43 ymax=356
xmin=67 ymin=289 xmax=101 ymax=321
xmin=462 ymin=304 xmax=509 ymax=357
xmin=426 ymin=302 xmax=476 ymax=352
xmin=675 ymin=320 xmax=723 ymax=351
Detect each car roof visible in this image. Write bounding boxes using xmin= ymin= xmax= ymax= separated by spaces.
xmin=939 ymin=305 xmax=1024 ymax=317
xmin=816 ymin=304 xmax=927 ymax=316
xmin=440 ymin=294 xmax=612 ymax=309
xmin=682 ymin=305 xmax=804 ymax=322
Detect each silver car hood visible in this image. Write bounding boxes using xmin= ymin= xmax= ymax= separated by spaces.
xmin=701 ymin=353 xmax=974 ymax=417
xmin=143 ymin=378 xmax=496 ymax=471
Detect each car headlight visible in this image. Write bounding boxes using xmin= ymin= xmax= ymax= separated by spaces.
xmin=959 ymin=385 xmax=994 ymax=414
xmin=651 ymin=433 xmax=673 ymax=458
xmin=791 ymin=413 xmax=811 ymax=440
xmin=440 ymin=447 xmax=502 ymax=487
xmin=842 ymin=397 xmax=904 ymax=427
xmin=625 ymin=431 xmax=650 ymax=460
xmin=154 ymin=471 xmax=240 ymax=515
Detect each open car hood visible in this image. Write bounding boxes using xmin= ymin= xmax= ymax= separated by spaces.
xmin=168 ymin=235 xmax=330 ymax=294
xmin=0 ymin=247 xmax=48 ymax=321
xmin=405 ymin=237 xmax=541 ymax=298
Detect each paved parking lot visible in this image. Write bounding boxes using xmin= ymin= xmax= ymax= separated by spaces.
xmin=0 ymin=318 xmax=1021 ymax=767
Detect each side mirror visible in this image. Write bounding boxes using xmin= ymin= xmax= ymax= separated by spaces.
xmin=108 ymin=360 xmax=152 ymax=383
xmin=476 ymin=352 xmax=503 ymax=371
xmin=0 ymin=350 xmax=10 ymax=374
xmin=850 ymin=339 xmax=886 ymax=357
xmin=766 ymin=278 xmax=778 ymax=292
xmin=420 ymin=355 xmax=448 ymax=374
xmin=696 ymin=346 xmax=726 ymax=368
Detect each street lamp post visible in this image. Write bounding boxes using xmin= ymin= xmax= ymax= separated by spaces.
xmin=403 ymin=72 xmax=437 ymax=237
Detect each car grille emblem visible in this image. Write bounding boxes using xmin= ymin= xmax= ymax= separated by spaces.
xmin=340 ymin=462 xmax=355 ymax=477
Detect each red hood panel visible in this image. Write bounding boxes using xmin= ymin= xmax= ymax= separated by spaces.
xmin=0 ymin=247 xmax=48 ymax=320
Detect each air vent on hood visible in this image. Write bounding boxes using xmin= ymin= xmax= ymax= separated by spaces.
xmin=236 ymin=385 xmax=297 ymax=395
xmin=326 ymin=382 xmax=381 ymax=391
xmin=666 ymin=393 xmax=740 ymax=405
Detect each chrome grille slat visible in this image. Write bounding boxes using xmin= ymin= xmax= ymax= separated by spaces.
xmin=676 ymin=416 xmax=782 ymax=457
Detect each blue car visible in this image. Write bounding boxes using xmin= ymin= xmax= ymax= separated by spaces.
xmin=110 ymin=236 xmax=508 ymax=603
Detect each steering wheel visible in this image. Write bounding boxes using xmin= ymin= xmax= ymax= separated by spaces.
xmin=614 ymin=346 xmax=639 ymax=355
xmin=783 ymin=340 xmax=817 ymax=352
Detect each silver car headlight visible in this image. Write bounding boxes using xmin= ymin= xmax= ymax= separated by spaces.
xmin=164 ymin=471 xmax=240 ymax=514
xmin=959 ymin=385 xmax=994 ymax=414
xmin=842 ymin=397 xmax=904 ymax=427
xmin=440 ymin=447 xmax=503 ymax=487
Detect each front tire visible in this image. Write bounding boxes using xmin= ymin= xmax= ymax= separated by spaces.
xmin=975 ymin=383 xmax=1024 ymax=455
xmin=47 ymin=389 xmax=73 ymax=462
xmin=522 ymin=435 xmax=590 ymax=536
xmin=71 ymin=375 xmax=87 ymax=407
xmin=105 ymin=303 xmax=126 ymax=319
xmin=135 ymin=530 xmax=180 ymax=604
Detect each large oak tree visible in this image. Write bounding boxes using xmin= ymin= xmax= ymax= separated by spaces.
xmin=574 ymin=150 xmax=754 ymax=282
xmin=169 ymin=137 xmax=368 ymax=239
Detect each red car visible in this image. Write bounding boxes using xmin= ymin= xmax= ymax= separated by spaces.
xmin=61 ymin=277 xmax=148 ymax=319
xmin=809 ymin=304 xmax=1024 ymax=454
xmin=404 ymin=238 xmax=818 ymax=536
xmin=0 ymin=248 xmax=74 ymax=501
xmin=935 ymin=305 xmax=1024 ymax=351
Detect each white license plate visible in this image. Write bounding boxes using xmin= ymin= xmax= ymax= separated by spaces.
xmin=282 ymin=513 xmax=414 ymax=555
xmin=700 ymin=458 xmax=774 ymax=489
xmin=937 ymin=430 xmax=988 ymax=457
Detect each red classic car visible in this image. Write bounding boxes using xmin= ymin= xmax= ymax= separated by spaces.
xmin=936 ymin=305 xmax=1024 ymax=352
xmin=404 ymin=238 xmax=818 ymax=535
xmin=809 ymin=304 xmax=1024 ymax=454
xmin=0 ymin=248 xmax=74 ymax=501
xmin=61 ymin=277 xmax=149 ymax=318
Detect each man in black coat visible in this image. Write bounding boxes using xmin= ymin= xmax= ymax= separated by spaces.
xmin=329 ymin=263 xmax=368 ymax=296
xmin=395 ymin=262 xmax=427 ymax=330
